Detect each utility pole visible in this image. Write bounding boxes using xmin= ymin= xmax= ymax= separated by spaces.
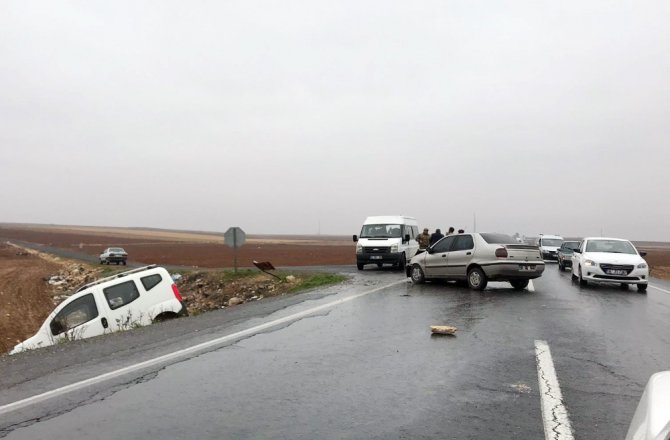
xmin=473 ymin=212 xmax=477 ymax=232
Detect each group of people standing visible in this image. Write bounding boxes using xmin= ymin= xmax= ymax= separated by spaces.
xmin=416 ymin=226 xmax=465 ymax=249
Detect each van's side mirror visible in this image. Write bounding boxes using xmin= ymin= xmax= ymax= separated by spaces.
xmin=404 ymin=234 xmax=410 ymax=244
xmin=574 ymin=249 xmax=581 ymax=254
xmin=353 ymin=235 xmax=358 ymax=243
xmin=640 ymin=251 xmax=647 ymax=257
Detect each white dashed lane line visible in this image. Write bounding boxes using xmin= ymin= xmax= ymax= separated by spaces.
xmin=535 ymin=340 xmax=575 ymax=440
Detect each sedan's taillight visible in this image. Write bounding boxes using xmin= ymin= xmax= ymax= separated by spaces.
xmin=171 ymin=283 xmax=183 ymax=302
xmin=495 ymin=248 xmax=508 ymax=258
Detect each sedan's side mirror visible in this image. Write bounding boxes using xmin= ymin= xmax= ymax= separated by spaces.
xmin=640 ymin=251 xmax=647 ymax=257
xmin=427 ymin=247 xmax=434 ymax=254
xmin=404 ymin=234 xmax=410 ymax=244
xmin=352 ymin=235 xmax=358 ymax=243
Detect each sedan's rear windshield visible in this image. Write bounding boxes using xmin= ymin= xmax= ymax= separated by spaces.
xmin=585 ymin=240 xmax=637 ymax=254
xmin=540 ymin=239 xmax=563 ymax=247
xmin=109 ymin=248 xmax=125 ymax=252
xmin=480 ymin=233 xmax=517 ymax=244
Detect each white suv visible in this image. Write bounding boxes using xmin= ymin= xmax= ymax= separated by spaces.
xmin=571 ymin=237 xmax=649 ymax=292
xmin=10 ymin=265 xmax=186 ymax=354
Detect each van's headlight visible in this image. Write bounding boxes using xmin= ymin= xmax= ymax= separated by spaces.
xmin=585 ymin=260 xmax=597 ymax=267
xmin=637 ymin=263 xmax=648 ymax=269
xmin=356 ymin=244 xmax=363 ymax=254
xmin=390 ymin=244 xmax=398 ymax=253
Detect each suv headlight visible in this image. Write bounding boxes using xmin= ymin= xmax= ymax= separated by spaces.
xmin=584 ymin=260 xmax=597 ymax=267
xmin=637 ymin=263 xmax=648 ymax=269
xmin=390 ymin=244 xmax=398 ymax=253
xmin=356 ymin=244 xmax=363 ymax=254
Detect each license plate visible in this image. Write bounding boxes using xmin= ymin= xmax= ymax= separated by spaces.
xmin=519 ymin=265 xmax=536 ymax=271
xmin=607 ymin=269 xmax=627 ymax=275
xmin=370 ymin=256 xmax=382 ymax=260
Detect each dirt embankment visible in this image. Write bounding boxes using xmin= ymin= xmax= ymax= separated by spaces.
xmin=640 ymin=248 xmax=670 ymax=280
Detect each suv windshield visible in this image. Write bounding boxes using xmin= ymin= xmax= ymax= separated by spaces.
xmin=360 ymin=224 xmax=402 ymax=238
xmin=562 ymin=242 xmax=580 ymax=251
xmin=586 ymin=240 xmax=637 ymax=254
xmin=540 ymin=239 xmax=562 ymax=247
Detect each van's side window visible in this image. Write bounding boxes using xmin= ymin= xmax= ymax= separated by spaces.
xmin=104 ymin=280 xmax=141 ymax=310
xmin=141 ymin=274 xmax=162 ymax=291
xmin=50 ymin=293 xmax=99 ymax=336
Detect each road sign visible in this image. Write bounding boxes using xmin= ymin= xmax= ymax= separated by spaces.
xmin=224 ymin=227 xmax=246 ymax=272
xmin=224 ymin=227 xmax=246 ymax=249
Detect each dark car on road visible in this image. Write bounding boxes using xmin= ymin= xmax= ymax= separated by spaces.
xmin=99 ymin=247 xmax=128 ymax=265
xmin=557 ymin=241 xmax=580 ymax=271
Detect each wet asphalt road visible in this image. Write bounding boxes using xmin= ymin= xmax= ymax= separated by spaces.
xmin=2 ymin=265 xmax=670 ymax=439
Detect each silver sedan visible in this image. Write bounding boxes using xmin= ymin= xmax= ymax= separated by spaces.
xmin=406 ymin=233 xmax=545 ymax=290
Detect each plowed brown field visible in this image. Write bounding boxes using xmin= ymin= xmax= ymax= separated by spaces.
xmin=0 ymin=225 xmax=355 ymax=268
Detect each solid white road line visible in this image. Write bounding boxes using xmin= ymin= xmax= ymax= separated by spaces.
xmin=535 ymin=340 xmax=574 ymax=440
xmin=0 ymin=280 xmax=405 ymax=416
xmin=649 ymin=283 xmax=670 ymax=294
xmin=528 ymin=279 xmax=535 ymax=292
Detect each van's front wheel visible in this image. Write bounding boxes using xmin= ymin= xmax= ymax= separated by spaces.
xmin=397 ymin=253 xmax=406 ymax=271
xmin=357 ymin=263 xmax=364 ymax=270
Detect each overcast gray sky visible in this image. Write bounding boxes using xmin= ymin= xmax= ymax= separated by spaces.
xmin=1 ymin=1 xmax=669 ymax=240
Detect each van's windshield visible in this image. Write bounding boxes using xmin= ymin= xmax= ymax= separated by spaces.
xmin=360 ymin=224 xmax=402 ymax=238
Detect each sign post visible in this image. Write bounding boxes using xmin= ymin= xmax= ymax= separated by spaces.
xmin=224 ymin=227 xmax=246 ymax=273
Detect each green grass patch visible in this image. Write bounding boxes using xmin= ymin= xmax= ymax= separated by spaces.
xmin=288 ymin=273 xmax=347 ymax=293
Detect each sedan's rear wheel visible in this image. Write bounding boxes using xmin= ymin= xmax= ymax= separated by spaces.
xmin=410 ymin=264 xmax=425 ymax=284
xmin=510 ymin=280 xmax=529 ymax=290
xmin=467 ymin=267 xmax=488 ymax=291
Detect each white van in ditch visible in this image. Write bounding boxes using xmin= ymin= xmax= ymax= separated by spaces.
xmin=353 ymin=216 xmax=420 ymax=270
xmin=10 ymin=265 xmax=186 ymax=354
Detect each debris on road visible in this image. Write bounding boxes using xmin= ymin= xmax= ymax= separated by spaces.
xmin=431 ymin=325 xmax=458 ymax=335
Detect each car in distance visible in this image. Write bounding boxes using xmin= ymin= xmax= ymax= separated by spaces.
xmin=100 ymin=247 xmax=128 ymax=265
xmin=10 ymin=265 xmax=186 ymax=354
xmin=571 ymin=237 xmax=649 ymax=292
xmin=557 ymin=241 xmax=581 ymax=271
xmin=407 ymin=232 xmax=545 ymax=290
xmin=537 ymin=234 xmax=563 ymax=261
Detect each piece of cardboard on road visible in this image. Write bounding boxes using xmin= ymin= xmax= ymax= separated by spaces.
xmin=431 ymin=325 xmax=457 ymax=335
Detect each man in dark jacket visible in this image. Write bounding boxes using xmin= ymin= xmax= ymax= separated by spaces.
xmin=429 ymin=229 xmax=444 ymax=246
